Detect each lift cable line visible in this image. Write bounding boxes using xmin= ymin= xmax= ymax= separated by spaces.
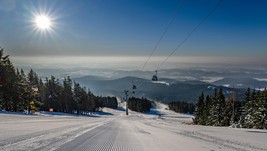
xmin=136 ymin=0 xmax=224 ymax=90
xmin=127 ymin=0 xmax=185 ymax=90
xmin=157 ymin=0 xmax=224 ymax=70
xmin=122 ymin=0 xmax=224 ymax=115
xmin=142 ymin=0 xmax=186 ymax=70
xmin=123 ymin=0 xmax=186 ymax=97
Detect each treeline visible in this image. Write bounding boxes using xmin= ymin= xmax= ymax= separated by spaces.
xmin=128 ymin=97 xmax=151 ymax=113
xmin=168 ymin=101 xmax=195 ymax=114
xmin=194 ymin=87 xmax=267 ymax=129
xmin=95 ymin=96 xmax=118 ymax=109
xmin=0 ymin=48 xmax=118 ymax=114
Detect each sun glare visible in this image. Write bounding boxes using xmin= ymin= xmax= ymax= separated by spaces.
xmin=35 ymin=15 xmax=51 ymax=30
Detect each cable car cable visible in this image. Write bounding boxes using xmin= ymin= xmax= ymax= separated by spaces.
xmin=128 ymin=0 xmax=224 ymax=93
xmin=142 ymin=0 xmax=186 ymax=70
xmin=157 ymin=0 xmax=224 ymax=70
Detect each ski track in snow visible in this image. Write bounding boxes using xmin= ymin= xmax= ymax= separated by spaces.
xmin=142 ymin=115 xmax=267 ymax=151
xmin=0 ymin=108 xmax=267 ymax=151
xmin=0 ymin=119 xmax=113 ymax=151
xmin=181 ymin=131 xmax=265 ymax=151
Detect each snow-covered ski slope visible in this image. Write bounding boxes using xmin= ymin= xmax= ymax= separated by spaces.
xmin=0 ymin=108 xmax=266 ymax=151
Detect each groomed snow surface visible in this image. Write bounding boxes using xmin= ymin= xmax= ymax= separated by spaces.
xmin=0 ymin=107 xmax=267 ymax=151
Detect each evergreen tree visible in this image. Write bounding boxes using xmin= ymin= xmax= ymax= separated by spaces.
xmin=209 ymin=88 xmax=218 ymax=126
xmin=204 ymin=95 xmax=212 ymax=125
xmin=169 ymin=101 xmax=195 ymax=114
xmin=222 ymin=98 xmax=233 ymax=126
xmin=218 ymin=88 xmax=226 ymax=125
xmin=98 ymin=96 xmax=118 ymax=109
xmin=128 ymin=97 xmax=151 ymax=112
xmin=221 ymin=90 xmax=238 ymax=126
xmin=239 ymin=88 xmax=250 ymax=127
xmin=244 ymin=89 xmax=256 ymax=128
xmin=45 ymin=76 xmax=61 ymax=111
xmin=28 ymin=69 xmax=39 ymax=86
xmin=87 ymin=90 xmax=96 ymax=112
xmin=62 ymin=76 xmax=73 ymax=113
xmin=252 ymin=90 xmax=267 ymax=129
xmin=73 ymin=82 xmax=82 ymax=114
xmin=0 ymin=48 xmax=9 ymax=100
xmin=194 ymin=92 xmax=205 ymax=125
xmin=208 ymin=88 xmax=226 ymax=126
xmin=263 ymin=90 xmax=267 ymax=129
xmin=36 ymin=78 xmax=45 ymax=110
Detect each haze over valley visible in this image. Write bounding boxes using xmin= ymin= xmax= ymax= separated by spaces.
xmin=1 ymin=0 xmax=267 ymax=150
xmin=10 ymin=56 xmax=267 ymax=102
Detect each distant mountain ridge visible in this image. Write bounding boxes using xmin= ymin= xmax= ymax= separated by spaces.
xmin=74 ymin=76 xmax=248 ymax=103
xmin=212 ymin=77 xmax=267 ymax=89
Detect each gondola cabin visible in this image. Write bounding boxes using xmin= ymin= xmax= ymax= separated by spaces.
xmin=152 ymin=70 xmax=158 ymax=81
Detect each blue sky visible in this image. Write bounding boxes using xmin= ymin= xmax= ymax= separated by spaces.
xmin=0 ymin=0 xmax=267 ymax=57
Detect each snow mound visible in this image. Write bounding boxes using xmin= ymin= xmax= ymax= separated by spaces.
xmin=153 ymin=101 xmax=169 ymax=110
xmin=35 ymin=111 xmax=100 ymax=117
xmin=151 ymin=81 xmax=170 ymax=86
xmin=254 ymin=78 xmax=267 ymax=82
xmin=201 ymin=77 xmax=224 ymax=83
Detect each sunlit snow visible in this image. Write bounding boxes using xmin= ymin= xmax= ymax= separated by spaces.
xmin=1 ymin=107 xmax=266 ymax=151
xmin=151 ymin=81 xmax=170 ymax=86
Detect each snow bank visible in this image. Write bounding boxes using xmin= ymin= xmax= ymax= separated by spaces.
xmin=151 ymin=81 xmax=170 ymax=86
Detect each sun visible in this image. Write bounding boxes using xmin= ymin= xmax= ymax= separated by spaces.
xmin=35 ymin=15 xmax=51 ymax=30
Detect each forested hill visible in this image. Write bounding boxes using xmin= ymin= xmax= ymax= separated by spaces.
xmin=74 ymin=76 xmax=246 ymax=103
xmin=0 ymin=48 xmax=117 ymax=113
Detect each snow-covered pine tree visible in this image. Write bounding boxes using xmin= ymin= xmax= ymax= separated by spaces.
xmin=27 ymin=69 xmax=39 ymax=86
xmin=62 ymin=76 xmax=73 ymax=113
xmin=238 ymin=88 xmax=250 ymax=127
xmin=218 ymin=88 xmax=226 ymax=126
xmin=194 ymin=92 xmax=205 ymax=125
xmin=252 ymin=90 xmax=267 ymax=129
xmin=244 ymin=89 xmax=256 ymax=128
xmin=263 ymin=89 xmax=267 ymax=129
xmin=222 ymin=98 xmax=233 ymax=126
xmin=209 ymin=88 xmax=225 ymax=126
xmin=204 ymin=95 xmax=212 ymax=125
xmin=209 ymin=88 xmax=218 ymax=126
xmin=87 ymin=90 xmax=96 ymax=112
